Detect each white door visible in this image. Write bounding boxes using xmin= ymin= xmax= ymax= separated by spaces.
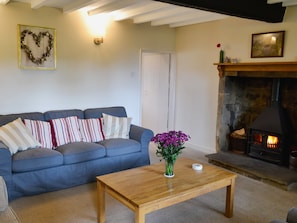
xmin=141 ymin=51 xmax=175 ymax=134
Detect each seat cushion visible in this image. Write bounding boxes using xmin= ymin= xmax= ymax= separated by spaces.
xmin=98 ymin=138 xmax=141 ymax=156
xmin=12 ymin=148 xmax=63 ymax=172
xmin=56 ymin=142 xmax=106 ymax=164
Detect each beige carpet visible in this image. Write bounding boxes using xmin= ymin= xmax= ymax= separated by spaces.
xmin=0 ymin=207 xmax=20 ymax=223
xmin=9 ymin=145 xmax=297 ymax=223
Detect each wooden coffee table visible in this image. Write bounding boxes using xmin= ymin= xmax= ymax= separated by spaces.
xmin=96 ymin=157 xmax=236 ymax=223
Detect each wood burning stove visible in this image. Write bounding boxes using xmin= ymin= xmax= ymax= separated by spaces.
xmin=247 ymin=79 xmax=291 ymax=166
xmin=248 ymin=128 xmax=287 ymax=165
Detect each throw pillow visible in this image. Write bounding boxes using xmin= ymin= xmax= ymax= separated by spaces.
xmin=78 ymin=118 xmax=105 ymax=142
xmin=0 ymin=118 xmax=41 ymax=154
xmin=50 ymin=116 xmax=82 ymax=147
xmin=24 ymin=119 xmax=53 ymax=149
xmin=102 ymin=113 xmax=132 ymax=139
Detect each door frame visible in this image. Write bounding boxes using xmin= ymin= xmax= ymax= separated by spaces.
xmin=139 ymin=49 xmax=176 ymax=131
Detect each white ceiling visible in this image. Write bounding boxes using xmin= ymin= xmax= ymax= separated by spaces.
xmin=267 ymin=0 xmax=297 ymax=7
xmin=5 ymin=0 xmax=231 ymax=27
xmin=1 ymin=0 xmax=296 ymax=27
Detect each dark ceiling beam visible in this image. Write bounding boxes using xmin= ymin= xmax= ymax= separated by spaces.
xmin=155 ymin=0 xmax=286 ymax=23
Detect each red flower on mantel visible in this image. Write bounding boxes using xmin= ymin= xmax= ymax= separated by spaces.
xmin=216 ymin=43 xmax=224 ymax=63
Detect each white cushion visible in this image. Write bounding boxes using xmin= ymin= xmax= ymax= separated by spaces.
xmin=78 ymin=118 xmax=105 ymax=142
xmin=50 ymin=116 xmax=82 ymax=147
xmin=0 ymin=118 xmax=41 ymax=154
xmin=102 ymin=113 xmax=132 ymax=139
xmin=24 ymin=119 xmax=53 ymax=149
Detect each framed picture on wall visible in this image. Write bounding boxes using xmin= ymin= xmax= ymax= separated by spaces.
xmin=17 ymin=24 xmax=56 ymax=70
xmin=251 ymin=31 xmax=285 ymax=58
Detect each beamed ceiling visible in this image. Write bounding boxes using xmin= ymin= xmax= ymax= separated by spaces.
xmin=1 ymin=0 xmax=292 ymax=27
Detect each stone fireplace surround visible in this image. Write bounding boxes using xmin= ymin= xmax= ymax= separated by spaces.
xmin=207 ymin=62 xmax=297 ymax=190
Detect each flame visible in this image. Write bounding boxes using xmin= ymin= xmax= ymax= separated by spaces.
xmin=253 ymin=134 xmax=262 ymax=144
xmin=267 ymin=136 xmax=278 ymax=149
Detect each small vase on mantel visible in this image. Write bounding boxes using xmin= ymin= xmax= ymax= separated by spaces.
xmin=164 ymin=158 xmax=175 ymax=178
xmin=219 ymin=49 xmax=224 ymax=63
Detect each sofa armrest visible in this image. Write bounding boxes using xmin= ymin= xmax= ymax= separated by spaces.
xmin=0 ymin=143 xmax=12 ymax=176
xmin=0 ymin=141 xmax=12 ymax=176
xmin=129 ymin=125 xmax=153 ymax=148
xmin=0 ymin=143 xmax=13 ymax=201
xmin=287 ymin=207 xmax=297 ymax=223
xmin=270 ymin=208 xmax=297 ymax=223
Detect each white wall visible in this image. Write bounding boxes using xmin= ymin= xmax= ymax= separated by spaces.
xmin=3 ymin=2 xmax=297 ymax=154
xmin=0 ymin=2 xmax=175 ymax=126
xmin=175 ymin=6 xmax=297 ymax=153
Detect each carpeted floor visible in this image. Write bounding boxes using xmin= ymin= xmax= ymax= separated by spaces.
xmin=9 ymin=145 xmax=297 ymax=223
xmin=0 ymin=207 xmax=20 ymax=223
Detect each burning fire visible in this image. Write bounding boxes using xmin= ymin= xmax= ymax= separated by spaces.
xmin=267 ymin=135 xmax=279 ymax=149
xmin=253 ymin=134 xmax=262 ymax=144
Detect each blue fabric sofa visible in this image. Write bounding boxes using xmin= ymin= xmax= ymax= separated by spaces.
xmin=0 ymin=106 xmax=153 ymax=201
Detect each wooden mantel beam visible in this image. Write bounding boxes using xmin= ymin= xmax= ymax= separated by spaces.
xmin=214 ymin=62 xmax=297 ymax=78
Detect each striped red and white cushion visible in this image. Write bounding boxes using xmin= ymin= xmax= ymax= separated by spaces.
xmin=24 ymin=119 xmax=53 ymax=149
xmin=78 ymin=118 xmax=105 ymax=142
xmin=50 ymin=116 xmax=82 ymax=147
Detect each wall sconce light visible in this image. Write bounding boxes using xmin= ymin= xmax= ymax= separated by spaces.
xmin=83 ymin=12 xmax=110 ymax=46
xmin=94 ymin=37 xmax=103 ymax=45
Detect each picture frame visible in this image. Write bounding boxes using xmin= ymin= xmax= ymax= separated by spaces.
xmin=251 ymin=31 xmax=285 ymax=58
xmin=17 ymin=24 xmax=56 ymax=70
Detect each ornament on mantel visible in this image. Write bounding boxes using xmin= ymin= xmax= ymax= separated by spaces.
xmin=216 ymin=43 xmax=224 ymax=63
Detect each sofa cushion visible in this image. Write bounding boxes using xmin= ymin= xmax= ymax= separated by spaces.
xmin=44 ymin=109 xmax=84 ymax=120
xmin=102 ymin=113 xmax=132 ymax=139
xmin=0 ymin=112 xmax=44 ymax=126
xmin=98 ymin=138 xmax=140 ymax=156
xmin=56 ymin=142 xmax=106 ymax=164
xmin=0 ymin=118 xmax=41 ymax=154
xmin=12 ymin=148 xmax=63 ymax=172
xmin=78 ymin=118 xmax=105 ymax=142
xmin=50 ymin=116 xmax=82 ymax=147
xmin=84 ymin=107 xmax=127 ymax=119
xmin=24 ymin=119 xmax=53 ymax=149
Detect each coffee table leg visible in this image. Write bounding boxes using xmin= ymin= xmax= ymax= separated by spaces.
xmin=225 ymin=178 xmax=235 ymax=218
xmin=135 ymin=207 xmax=145 ymax=223
xmin=97 ymin=181 xmax=105 ymax=223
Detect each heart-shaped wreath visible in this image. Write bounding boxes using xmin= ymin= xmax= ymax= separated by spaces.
xmin=20 ymin=29 xmax=54 ymax=65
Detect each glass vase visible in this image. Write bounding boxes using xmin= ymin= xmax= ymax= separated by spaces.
xmin=164 ymin=159 xmax=175 ymax=178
